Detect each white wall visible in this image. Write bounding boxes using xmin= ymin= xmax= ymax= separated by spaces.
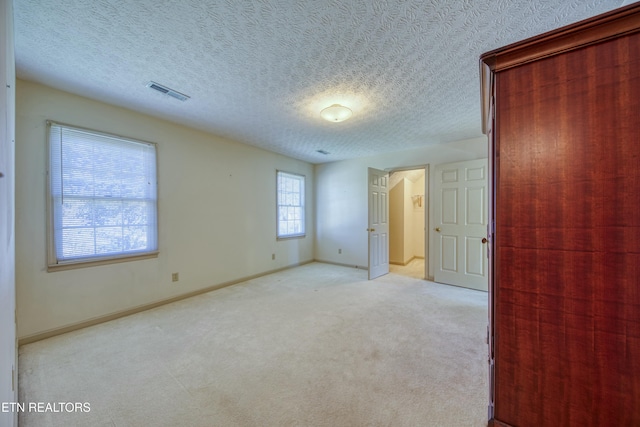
xmin=314 ymin=139 xmax=487 ymax=278
xmin=0 ymin=0 xmax=16 ymax=425
xmin=16 ymin=80 xmax=314 ymax=340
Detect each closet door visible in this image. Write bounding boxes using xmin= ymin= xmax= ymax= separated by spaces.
xmin=491 ymin=25 xmax=640 ymax=427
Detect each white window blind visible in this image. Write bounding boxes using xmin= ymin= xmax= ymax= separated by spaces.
xmin=277 ymin=171 xmax=305 ymax=238
xmin=48 ymin=122 xmax=158 ymax=266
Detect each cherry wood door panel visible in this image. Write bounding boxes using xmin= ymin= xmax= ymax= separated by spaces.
xmin=493 ymin=31 xmax=640 ymax=426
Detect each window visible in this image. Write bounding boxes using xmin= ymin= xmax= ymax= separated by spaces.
xmin=276 ymin=171 xmax=305 ymax=239
xmin=47 ymin=121 xmax=158 ymax=269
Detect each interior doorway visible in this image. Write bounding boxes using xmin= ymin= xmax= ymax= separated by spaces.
xmin=388 ymin=166 xmax=428 ymax=280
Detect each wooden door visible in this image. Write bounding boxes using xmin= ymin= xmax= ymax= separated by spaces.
xmin=434 ymin=159 xmax=488 ymax=291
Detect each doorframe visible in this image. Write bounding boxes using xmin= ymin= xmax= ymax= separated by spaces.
xmin=385 ymin=164 xmax=430 ymax=280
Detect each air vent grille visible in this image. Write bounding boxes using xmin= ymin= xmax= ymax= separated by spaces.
xmin=146 ymin=81 xmax=190 ymax=101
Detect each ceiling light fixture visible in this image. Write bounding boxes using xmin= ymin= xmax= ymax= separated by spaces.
xmin=320 ymin=104 xmax=352 ymax=122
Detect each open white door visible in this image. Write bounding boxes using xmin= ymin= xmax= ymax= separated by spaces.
xmin=434 ymin=159 xmax=488 ymax=291
xmin=368 ymin=168 xmax=389 ymax=280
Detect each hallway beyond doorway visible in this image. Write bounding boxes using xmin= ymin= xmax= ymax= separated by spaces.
xmin=389 ymin=257 xmax=425 ymax=280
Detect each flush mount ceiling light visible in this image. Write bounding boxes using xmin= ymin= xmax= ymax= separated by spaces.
xmin=320 ymin=104 xmax=352 ymax=122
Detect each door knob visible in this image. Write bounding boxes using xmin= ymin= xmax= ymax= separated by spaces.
xmin=435 ymin=227 xmax=441 ymax=232
xmin=482 ymin=238 xmax=488 ymax=244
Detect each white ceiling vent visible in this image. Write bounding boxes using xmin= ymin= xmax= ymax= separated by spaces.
xmin=146 ymin=81 xmax=190 ymax=102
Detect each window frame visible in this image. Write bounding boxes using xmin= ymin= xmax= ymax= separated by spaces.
xmin=276 ymin=170 xmax=306 ymax=240
xmin=46 ymin=121 xmax=159 ymax=271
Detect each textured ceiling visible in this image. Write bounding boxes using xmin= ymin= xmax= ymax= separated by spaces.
xmin=14 ymin=0 xmax=626 ymax=164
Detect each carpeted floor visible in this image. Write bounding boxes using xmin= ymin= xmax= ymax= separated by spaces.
xmin=18 ymin=262 xmax=489 ymax=426
xmin=389 ymin=258 xmax=425 ymax=280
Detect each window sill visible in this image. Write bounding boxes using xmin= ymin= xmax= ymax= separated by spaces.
xmin=277 ymin=234 xmax=306 ymax=241
xmin=47 ymin=251 xmax=159 ymax=272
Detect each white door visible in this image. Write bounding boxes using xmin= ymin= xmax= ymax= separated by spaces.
xmin=434 ymin=159 xmax=488 ymax=291
xmin=368 ymin=168 xmax=389 ymax=280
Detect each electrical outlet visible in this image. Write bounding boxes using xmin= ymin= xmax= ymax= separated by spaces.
xmin=172 ymin=272 xmax=179 ymax=282
xmin=272 ymin=253 xmax=276 ymax=260
xmin=338 ymin=248 xmax=342 ymax=254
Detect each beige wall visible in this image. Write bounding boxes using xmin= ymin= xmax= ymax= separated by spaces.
xmin=412 ymin=174 xmax=425 ymax=258
xmin=0 ymin=0 xmax=16 ymax=425
xmin=389 ymin=178 xmax=406 ymax=264
xmin=402 ymin=179 xmax=413 ymax=262
xmin=15 ymin=80 xmax=314 ymax=340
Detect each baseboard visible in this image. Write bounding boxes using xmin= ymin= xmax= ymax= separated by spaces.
xmin=489 ymin=419 xmax=513 ymax=427
xmin=18 ymin=260 xmax=314 ymax=345
xmin=314 ymin=259 xmax=368 ymax=270
xmin=390 ymin=258 xmax=412 ymax=266
xmin=390 ymin=255 xmax=425 ymax=266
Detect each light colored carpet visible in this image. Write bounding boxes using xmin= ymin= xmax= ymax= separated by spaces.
xmin=389 ymin=258 xmax=425 ymax=280
xmin=18 ymin=262 xmax=488 ymax=427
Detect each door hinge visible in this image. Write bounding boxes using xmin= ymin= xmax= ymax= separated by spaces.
xmin=487 ymin=324 xmax=494 ymax=358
